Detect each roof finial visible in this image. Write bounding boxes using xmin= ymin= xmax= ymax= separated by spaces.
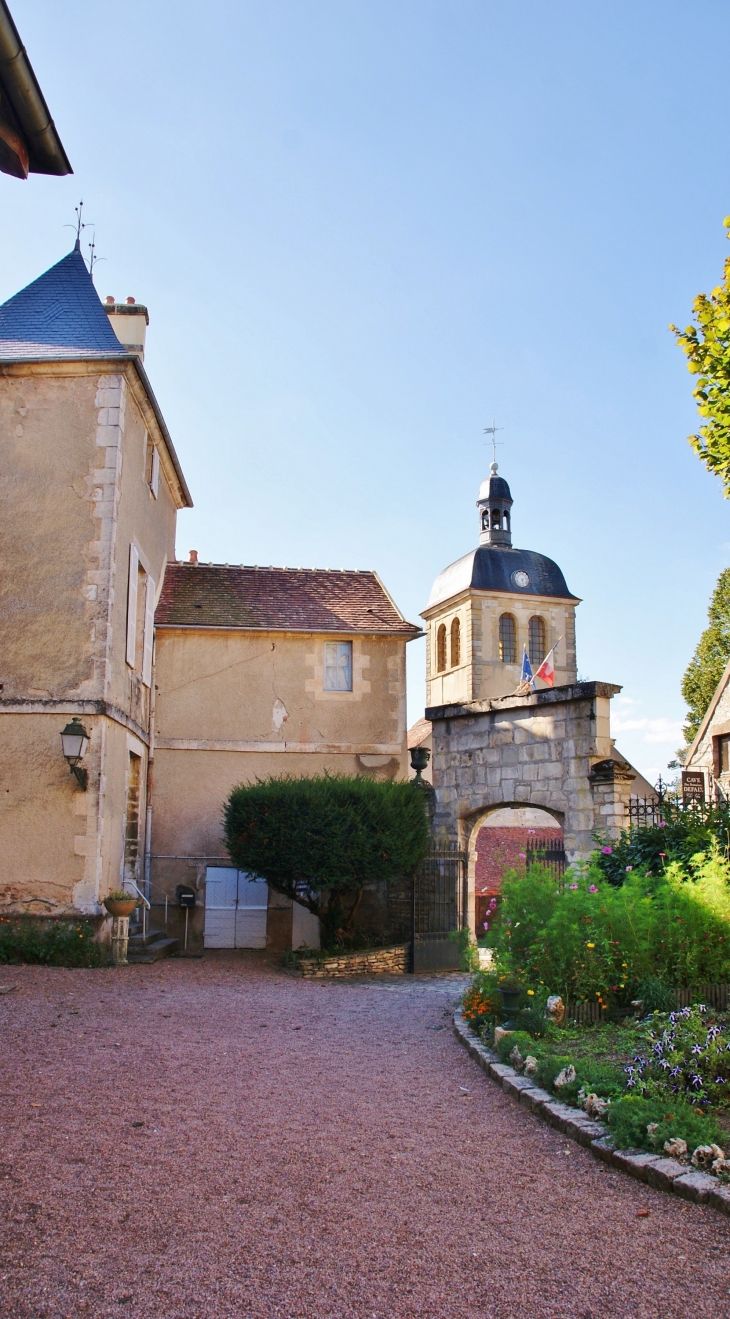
xmin=65 ymin=199 xmax=86 ymax=251
xmin=483 ymin=418 xmax=503 ymax=469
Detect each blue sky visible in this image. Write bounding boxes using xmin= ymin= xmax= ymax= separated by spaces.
xmin=3 ymin=0 xmax=730 ymax=779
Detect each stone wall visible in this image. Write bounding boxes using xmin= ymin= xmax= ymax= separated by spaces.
xmin=426 ymin=681 xmax=632 ymax=936
xmin=297 ymin=944 xmax=409 ymax=978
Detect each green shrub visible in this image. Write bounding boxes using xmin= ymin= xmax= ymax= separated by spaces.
xmin=223 ymin=774 xmax=430 ymax=946
xmin=535 ymin=1054 xmax=572 ymax=1091
xmin=496 ymin=1030 xmax=536 ymax=1064
xmin=609 ymin=1095 xmax=724 ymax=1152
xmin=635 ymin=976 xmax=676 ymax=1015
xmin=512 ymin=1005 xmax=547 ymax=1038
xmin=485 ymin=850 xmax=730 ymax=1006
xmin=0 ymin=919 xmax=105 ymax=968
xmin=595 ymin=804 xmax=730 ymax=887
xmin=554 ymin=1060 xmax=626 ymax=1107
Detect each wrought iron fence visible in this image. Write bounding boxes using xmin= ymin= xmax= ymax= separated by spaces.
xmin=411 ymin=845 xmax=467 ymax=972
xmin=525 ymin=838 xmax=567 ymax=879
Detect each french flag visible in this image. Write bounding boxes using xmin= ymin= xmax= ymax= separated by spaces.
xmin=534 ymin=645 xmax=557 ymax=688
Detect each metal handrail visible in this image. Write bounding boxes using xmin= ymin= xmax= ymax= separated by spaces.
xmin=124 ymin=879 xmax=151 ymax=944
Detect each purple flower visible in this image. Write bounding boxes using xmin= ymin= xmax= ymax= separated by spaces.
xmin=715 ymin=1077 xmax=726 ymax=1085
xmin=691 ymin=1074 xmax=703 ymax=1089
xmin=658 ymin=821 xmax=667 ymax=828
xmin=483 ymin=921 xmax=489 ymax=930
xmin=568 ymin=883 xmax=578 ymax=890
xmin=707 ymin=1026 xmax=721 ymax=1042
xmin=670 ymin=1066 xmax=681 ymax=1078
xmin=601 ymin=846 xmax=613 ymax=855
xmin=518 ymin=853 xmax=526 ymax=859
xmin=691 ymin=1044 xmax=703 ymax=1055
xmin=625 ymin=865 xmax=633 ymax=872
xmin=589 ymin=884 xmax=598 ymax=893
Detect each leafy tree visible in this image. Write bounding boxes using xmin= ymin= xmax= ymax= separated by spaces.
xmin=671 ymin=217 xmax=730 ymax=495
xmin=681 ymin=567 xmax=730 ymax=743
xmin=223 ymin=774 xmax=430 ymax=946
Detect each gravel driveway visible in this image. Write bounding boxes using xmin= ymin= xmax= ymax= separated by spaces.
xmin=1 ymin=953 xmax=729 ymax=1319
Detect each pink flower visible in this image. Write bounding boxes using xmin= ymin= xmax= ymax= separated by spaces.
xmin=518 ymin=852 xmax=526 ymax=859
xmin=601 ymin=846 xmax=613 ymax=855
xmin=659 ymin=852 xmax=666 ymax=858
xmin=489 ymin=898 xmax=497 ymax=909
xmin=625 ymin=865 xmax=633 ymax=872
xmin=589 ymin=884 xmax=598 ymax=893
xmin=658 ymin=821 xmax=667 ymax=828
xmin=569 ymin=883 xmax=578 ymax=890
xmin=527 ymin=829 xmax=536 ymax=834
xmin=483 ymin=921 xmax=489 ymax=930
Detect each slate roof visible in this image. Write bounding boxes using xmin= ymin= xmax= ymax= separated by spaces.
xmin=0 ymin=244 xmax=127 ymax=359
xmin=156 ymin=564 xmax=422 ymax=636
xmin=425 ymin=545 xmax=579 ymax=611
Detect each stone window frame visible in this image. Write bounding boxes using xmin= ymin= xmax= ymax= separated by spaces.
xmin=498 ymin=612 xmax=517 ymax=665
xmin=528 ymin=614 xmax=546 ymax=667
xmin=323 ymin=640 xmax=353 ymax=692
xmin=436 ymin=623 xmax=447 ymax=673
xmin=450 ymin=616 xmax=461 ymax=668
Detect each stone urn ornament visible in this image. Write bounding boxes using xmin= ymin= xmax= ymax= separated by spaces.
xmin=497 ymin=974 xmax=523 ymax=1029
xmin=103 ymin=889 xmax=137 ymax=918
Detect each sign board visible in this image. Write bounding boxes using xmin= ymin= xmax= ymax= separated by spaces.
xmin=682 ymin=770 xmax=705 ymax=805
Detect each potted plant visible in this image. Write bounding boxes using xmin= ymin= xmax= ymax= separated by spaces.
xmin=103 ymin=889 xmax=137 ymax=918
xmin=497 ymin=973 xmax=524 ymax=1028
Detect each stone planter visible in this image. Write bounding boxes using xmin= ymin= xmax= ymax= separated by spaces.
xmin=500 ymin=987 xmax=521 ymax=1028
xmin=104 ymin=897 xmax=137 ymax=918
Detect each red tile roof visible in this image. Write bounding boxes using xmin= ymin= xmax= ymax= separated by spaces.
xmin=156 ymin=564 xmax=422 ymax=636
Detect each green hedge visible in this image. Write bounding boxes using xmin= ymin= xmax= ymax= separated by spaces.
xmin=224 ymin=774 xmax=430 ymax=946
xmin=0 ymin=919 xmax=105 ymax=967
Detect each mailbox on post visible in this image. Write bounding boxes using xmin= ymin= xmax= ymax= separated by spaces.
xmin=176 ymin=884 xmax=196 ymax=951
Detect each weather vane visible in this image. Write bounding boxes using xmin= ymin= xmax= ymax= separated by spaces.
xmin=483 ymin=419 xmax=503 ymax=467
xmin=64 ymin=200 xmax=103 ymax=280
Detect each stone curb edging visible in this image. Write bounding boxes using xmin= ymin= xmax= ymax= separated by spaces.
xmin=453 ymin=1009 xmax=730 ymax=1216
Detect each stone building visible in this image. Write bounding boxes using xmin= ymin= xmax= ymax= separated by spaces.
xmin=0 ymin=244 xmax=191 ymax=920
xmin=684 ymin=658 xmax=730 ymax=799
xmin=150 ymin=561 xmax=419 ymax=951
xmin=422 ymin=467 xmax=644 ymax=936
xmin=0 ymin=243 xmax=420 ymax=952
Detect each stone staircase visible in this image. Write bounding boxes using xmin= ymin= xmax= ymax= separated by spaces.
xmin=127 ymin=917 xmax=179 ymax=964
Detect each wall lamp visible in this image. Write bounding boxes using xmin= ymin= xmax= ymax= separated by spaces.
xmin=60 ymin=718 xmax=90 ymax=789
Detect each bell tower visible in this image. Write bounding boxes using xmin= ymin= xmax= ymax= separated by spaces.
xmin=477 ymin=463 xmax=513 ymax=547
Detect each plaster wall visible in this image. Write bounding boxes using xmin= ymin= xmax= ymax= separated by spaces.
xmin=149 ymin=628 xmax=411 ymax=924
xmin=0 ymin=362 xmax=177 ymax=917
xmin=686 ymin=677 xmax=730 ymax=797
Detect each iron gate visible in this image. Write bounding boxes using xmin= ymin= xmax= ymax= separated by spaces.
xmin=525 ymin=837 xmax=567 ymax=879
xmin=412 ymin=846 xmax=467 ymax=972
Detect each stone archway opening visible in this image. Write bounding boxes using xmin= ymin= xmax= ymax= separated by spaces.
xmin=462 ymin=804 xmax=564 ymax=940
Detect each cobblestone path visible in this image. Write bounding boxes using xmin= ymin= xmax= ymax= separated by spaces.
xmin=2 ymin=955 xmax=729 ymax=1318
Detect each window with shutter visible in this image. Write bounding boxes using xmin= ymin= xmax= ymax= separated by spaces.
xmin=142 ymin=575 xmax=156 ymax=686
xmin=126 ymin=544 xmax=139 ymax=668
xmin=528 ymin=615 xmax=546 ymax=666
xmin=450 ymin=617 xmax=460 ymax=667
xmin=499 ymin=613 xmax=516 ymax=664
xmin=436 ymin=624 xmax=447 ymax=672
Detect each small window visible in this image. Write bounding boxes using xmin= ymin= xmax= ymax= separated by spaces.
xmin=324 ymin=641 xmax=352 ymax=691
xmin=499 ymin=613 xmax=516 ymax=664
xmin=528 ymin=615 xmax=546 ymax=666
xmin=450 ymin=617 xmax=460 ymax=667
xmin=436 ymin=623 xmax=447 ymax=673
xmin=720 ymin=736 xmax=730 ymax=774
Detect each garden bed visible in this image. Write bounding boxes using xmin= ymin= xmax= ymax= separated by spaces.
xmin=453 ymin=1009 xmax=730 ymax=1214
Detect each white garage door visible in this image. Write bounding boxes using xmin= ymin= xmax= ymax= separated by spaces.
xmin=204 ymin=868 xmax=268 ymax=949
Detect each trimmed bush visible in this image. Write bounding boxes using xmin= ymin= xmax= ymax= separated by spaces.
xmin=223 ymin=774 xmax=430 ymax=946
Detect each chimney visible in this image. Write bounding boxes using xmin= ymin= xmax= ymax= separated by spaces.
xmin=104 ymin=295 xmax=149 ymax=360
xmin=188 ymin=550 xmax=198 ymax=564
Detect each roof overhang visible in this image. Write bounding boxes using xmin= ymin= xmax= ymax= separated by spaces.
xmin=421 ymin=585 xmax=582 ymax=621
xmin=0 ymin=0 xmax=72 ymax=177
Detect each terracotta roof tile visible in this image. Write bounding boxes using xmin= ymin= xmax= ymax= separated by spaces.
xmin=156 ymin=564 xmax=421 ymax=636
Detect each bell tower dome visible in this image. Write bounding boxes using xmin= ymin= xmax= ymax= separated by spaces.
xmin=477 ymin=463 xmax=513 ymax=547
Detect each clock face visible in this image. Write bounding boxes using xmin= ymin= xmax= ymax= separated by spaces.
xmin=512 ymin=569 xmax=530 ymax=589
